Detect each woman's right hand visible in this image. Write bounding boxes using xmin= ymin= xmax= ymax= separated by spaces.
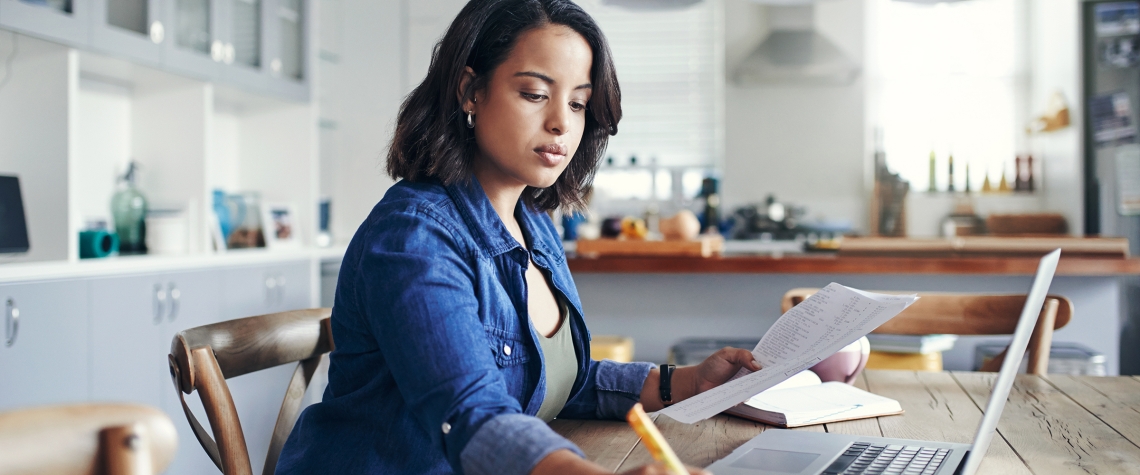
xmin=619 ymin=463 xmax=710 ymax=475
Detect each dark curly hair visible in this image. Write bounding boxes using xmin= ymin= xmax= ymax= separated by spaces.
xmin=386 ymin=0 xmax=621 ymax=212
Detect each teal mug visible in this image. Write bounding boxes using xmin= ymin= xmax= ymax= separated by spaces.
xmin=79 ymin=230 xmax=119 ymax=259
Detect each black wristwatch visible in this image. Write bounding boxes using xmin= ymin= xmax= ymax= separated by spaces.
xmin=659 ymin=364 xmax=675 ymax=405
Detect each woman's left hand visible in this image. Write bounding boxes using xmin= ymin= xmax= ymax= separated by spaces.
xmin=691 ymin=347 xmax=762 ymax=394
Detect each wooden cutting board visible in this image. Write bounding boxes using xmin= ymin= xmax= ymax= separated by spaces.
xmin=838 ymin=236 xmax=1129 ymax=258
xmin=575 ymin=235 xmax=724 ymax=258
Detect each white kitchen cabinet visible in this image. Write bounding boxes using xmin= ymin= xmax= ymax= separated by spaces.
xmin=0 ymin=279 xmax=89 ymax=411
xmin=0 ymin=0 xmax=89 ymax=46
xmin=221 ymin=260 xmax=311 ymax=318
xmin=215 ymin=260 xmax=311 ymax=475
xmin=91 ymin=0 xmax=166 ymax=66
xmin=90 ymin=270 xmax=223 ymax=475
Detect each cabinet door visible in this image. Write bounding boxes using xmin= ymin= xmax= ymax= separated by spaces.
xmin=217 ymin=261 xmax=312 ymax=474
xmin=0 ymin=280 xmax=89 ymax=411
xmin=156 ymin=270 xmax=225 ymax=475
xmin=164 ymin=0 xmax=222 ymax=80
xmin=90 ymin=0 xmax=165 ymax=66
xmin=221 ymin=260 xmax=311 ymax=318
xmin=90 ymin=274 xmax=171 ymax=407
xmin=0 ymin=0 xmax=90 ymax=46
xmin=264 ymin=0 xmax=309 ymax=100
xmin=218 ymin=0 xmax=269 ymax=91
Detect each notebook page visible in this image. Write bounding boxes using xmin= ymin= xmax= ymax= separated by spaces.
xmin=744 ymin=382 xmax=900 ymax=425
xmin=660 ymin=283 xmax=916 ymax=423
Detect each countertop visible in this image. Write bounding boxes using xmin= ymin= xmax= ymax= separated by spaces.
xmin=0 ymin=246 xmax=349 ymax=284
xmin=566 ymin=253 xmax=1140 ymax=275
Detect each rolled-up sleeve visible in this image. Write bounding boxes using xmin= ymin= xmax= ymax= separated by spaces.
xmin=460 ymin=414 xmax=584 ymax=475
xmin=358 ymin=205 xmax=581 ymax=474
xmin=559 ymin=358 xmax=655 ymax=420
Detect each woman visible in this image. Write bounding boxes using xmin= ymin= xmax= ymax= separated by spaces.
xmin=275 ymin=1 xmax=759 ymax=474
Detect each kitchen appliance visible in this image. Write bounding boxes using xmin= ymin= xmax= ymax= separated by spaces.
xmin=0 ymin=175 xmax=30 ymax=254
xmin=733 ymin=1 xmax=859 ymax=86
xmin=1081 ymin=1 xmax=1140 ymax=374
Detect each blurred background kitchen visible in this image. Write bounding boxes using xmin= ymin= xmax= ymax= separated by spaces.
xmin=3 ymin=4 xmax=1140 ymax=467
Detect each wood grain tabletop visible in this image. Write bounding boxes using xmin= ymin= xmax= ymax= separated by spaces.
xmin=550 ymin=370 xmax=1140 ymax=474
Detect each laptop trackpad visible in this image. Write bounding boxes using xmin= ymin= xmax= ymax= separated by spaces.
xmin=729 ymin=448 xmax=820 ymax=473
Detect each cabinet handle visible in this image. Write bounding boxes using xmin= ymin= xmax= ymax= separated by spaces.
xmin=153 ymin=284 xmax=167 ymax=325
xmin=168 ymin=283 xmax=181 ymax=322
xmin=5 ymin=298 xmax=18 ymax=348
xmin=265 ymin=276 xmax=277 ymax=305
xmin=149 ymin=20 xmax=165 ymax=44
xmin=211 ymin=40 xmax=225 ymax=62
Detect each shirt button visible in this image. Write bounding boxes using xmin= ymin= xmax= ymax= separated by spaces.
xmin=503 ymin=344 xmax=512 ymax=356
xmin=442 ymin=422 xmax=451 ymax=434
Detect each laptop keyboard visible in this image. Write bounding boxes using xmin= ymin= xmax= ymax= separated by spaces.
xmin=821 ymin=442 xmax=950 ymax=475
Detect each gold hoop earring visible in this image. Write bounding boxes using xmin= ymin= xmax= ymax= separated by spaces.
xmin=466 ymin=111 xmax=474 ymax=129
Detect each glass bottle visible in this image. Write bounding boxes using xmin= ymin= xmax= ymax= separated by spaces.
xmin=927 ymin=151 xmax=937 ymax=192
xmin=111 ymin=161 xmax=148 ymax=254
xmin=947 ymin=153 xmax=955 ymax=192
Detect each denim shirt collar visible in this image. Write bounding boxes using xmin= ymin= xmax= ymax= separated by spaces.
xmin=444 ymin=177 xmax=559 ymax=262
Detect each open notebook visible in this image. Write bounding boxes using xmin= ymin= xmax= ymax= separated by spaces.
xmin=724 ymin=370 xmax=902 ymax=428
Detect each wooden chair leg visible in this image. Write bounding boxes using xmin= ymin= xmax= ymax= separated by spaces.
xmin=192 ymin=347 xmax=253 ymax=475
xmin=101 ymin=423 xmax=153 ymax=475
xmin=1027 ymin=298 xmax=1059 ymax=375
xmin=979 ymin=298 xmax=1060 ymax=375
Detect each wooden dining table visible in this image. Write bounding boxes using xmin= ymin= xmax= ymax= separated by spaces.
xmin=550 ymin=370 xmax=1140 ymax=474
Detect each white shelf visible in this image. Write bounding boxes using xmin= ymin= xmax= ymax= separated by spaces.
xmin=0 ymin=245 xmax=347 ymax=284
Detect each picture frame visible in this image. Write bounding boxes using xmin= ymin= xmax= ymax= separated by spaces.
xmin=261 ymin=202 xmax=301 ymax=250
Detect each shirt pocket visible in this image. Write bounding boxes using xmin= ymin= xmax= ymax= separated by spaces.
xmin=484 ymin=326 xmax=531 ymax=367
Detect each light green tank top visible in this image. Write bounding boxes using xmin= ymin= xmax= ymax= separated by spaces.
xmin=535 ymin=303 xmax=579 ymax=422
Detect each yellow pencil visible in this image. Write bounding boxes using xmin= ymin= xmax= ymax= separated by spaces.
xmin=626 ymin=403 xmax=687 ymax=475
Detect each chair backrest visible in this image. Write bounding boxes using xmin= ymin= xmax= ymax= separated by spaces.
xmin=0 ymin=403 xmax=177 ymax=475
xmin=781 ymin=289 xmax=1073 ymax=375
xmin=168 ymin=308 xmax=333 ymax=475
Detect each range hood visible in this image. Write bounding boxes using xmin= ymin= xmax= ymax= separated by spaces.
xmin=602 ymin=0 xmax=703 ymax=10
xmin=733 ymin=3 xmax=860 ymax=86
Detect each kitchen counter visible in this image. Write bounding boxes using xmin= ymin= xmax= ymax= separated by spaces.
xmin=567 ymin=252 xmax=1134 ymax=375
xmin=567 ymin=254 xmax=1140 ymax=275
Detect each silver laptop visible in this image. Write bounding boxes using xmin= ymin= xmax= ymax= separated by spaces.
xmin=706 ymin=249 xmax=1061 ymax=475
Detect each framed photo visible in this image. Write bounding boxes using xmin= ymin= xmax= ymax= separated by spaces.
xmin=261 ymin=202 xmax=301 ymax=249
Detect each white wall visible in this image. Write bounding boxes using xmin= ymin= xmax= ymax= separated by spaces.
xmin=1027 ymin=0 xmax=1083 ymax=236
xmin=722 ymin=0 xmax=867 ymax=231
xmin=0 ymin=34 xmax=74 ymax=262
xmin=318 ymin=0 xmax=408 ymax=243
xmin=74 ymin=77 xmax=132 ymax=229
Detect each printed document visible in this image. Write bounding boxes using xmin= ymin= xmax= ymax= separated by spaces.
xmin=659 ymin=283 xmax=917 ymax=423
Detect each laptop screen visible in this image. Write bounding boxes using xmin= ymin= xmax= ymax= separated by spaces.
xmin=958 ymin=249 xmax=1060 ymax=475
xmin=0 ymin=175 xmax=30 ymax=254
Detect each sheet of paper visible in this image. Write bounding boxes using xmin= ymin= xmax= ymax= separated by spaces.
xmin=659 ymin=283 xmax=916 ymax=423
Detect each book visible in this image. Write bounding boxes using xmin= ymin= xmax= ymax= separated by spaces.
xmin=660 ymin=283 xmax=918 ymax=423
xmin=866 ymin=333 xmax=957 ymax=354
xmin=724 ymin=370 xmax=903 ymax=428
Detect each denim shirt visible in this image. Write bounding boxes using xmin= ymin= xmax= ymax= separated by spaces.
xmin=275 ymin=178 xmax=655 ymax=475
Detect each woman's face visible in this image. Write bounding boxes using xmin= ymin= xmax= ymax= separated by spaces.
xmin=466 ymin=24 xmax=594 ymax=191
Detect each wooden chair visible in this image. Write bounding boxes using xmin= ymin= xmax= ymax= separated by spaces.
xmin=781 ymin=289 xmax=1073 ymax=375
xmin=0 ymin=403 xmax=177 ymax=475
xmin=167 ymin=308 xmax=333 ymax=475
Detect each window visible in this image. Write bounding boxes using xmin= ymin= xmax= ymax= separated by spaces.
xmin=578 ymin=0 xmax=723 ymax=205
xmin=870 ymin=0 xmax=1028 ymax=192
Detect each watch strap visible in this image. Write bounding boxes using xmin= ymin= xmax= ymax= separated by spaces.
xmin=659 ymin=363 xmax=675 ymax=404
